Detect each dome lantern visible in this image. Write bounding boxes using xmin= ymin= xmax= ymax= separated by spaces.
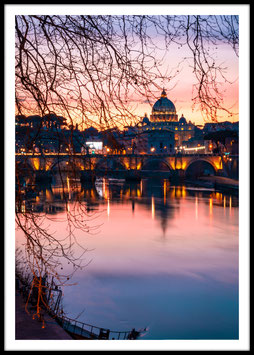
xmin=142 ymin=113 xmax=150 ymax=126
xmin=161 ymin=88 xmax=167 ymax=98
xmin=179 ymin=114 xmax=187 ymax=125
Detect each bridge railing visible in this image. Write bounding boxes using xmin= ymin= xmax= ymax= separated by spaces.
xmin=55 ymin=314 xmax=134 ymax=340
xmin=15 ymin=152 xmax=224 ymax=157
xmin=16 ymin=272 xmax=144 ymax=340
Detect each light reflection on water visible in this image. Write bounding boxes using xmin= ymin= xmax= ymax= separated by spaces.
xmin=16 ymin=177 xmax=239 ymax=339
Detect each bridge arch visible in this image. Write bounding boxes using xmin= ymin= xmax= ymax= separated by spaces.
xmin=16 ymin=159 xmax=36 ymax=186
xmin=50 ymin=156 xmax=85 ymax=173
xmin=141 ymin=157 xmax=173 ymax=172
xmin=94 ymin=157 xmax=127 ymax=172
xmin=16 ymin=160 xmax=35 ymax=185
xmin=185 ymin=158 xmax=216 ymax=178
xmin=16 ymin=159 xmax=34 ymax=173
xmin=50 ymin=157 xmax=72 ymax=173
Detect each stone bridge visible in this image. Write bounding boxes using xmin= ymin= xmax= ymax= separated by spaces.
xmin=16 ymin=153 xmax=238 ymax=182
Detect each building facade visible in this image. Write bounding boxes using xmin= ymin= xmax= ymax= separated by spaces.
xmin=138 ymin=89 xmax=196 ymax=151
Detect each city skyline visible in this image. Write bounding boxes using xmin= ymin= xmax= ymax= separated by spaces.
xmin=14 ymin=14 xmax=239 ymax=129
xmin=15 ymin=81 xmax=239 ymax=131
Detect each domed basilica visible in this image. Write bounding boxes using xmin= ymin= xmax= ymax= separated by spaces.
xmin=139 ymin=89 xmax=196 ymax=148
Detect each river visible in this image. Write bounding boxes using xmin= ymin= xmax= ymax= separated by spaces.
xmin=15 ymin=176 xmax=239 ymax=340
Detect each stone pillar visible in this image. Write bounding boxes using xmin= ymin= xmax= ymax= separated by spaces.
xmin=174 ymin=168 xmax=185 ymax=179
xmin=80 ymin=170 xmax=96 ymax=185
xmin=35 ymin=170 xmax=52 ymax=184
xmin=125 ymin=169 xmax=141 ymax=182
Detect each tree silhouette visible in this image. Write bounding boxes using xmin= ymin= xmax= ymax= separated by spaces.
xmin=15 ymin=15 xmax=238 ymax=125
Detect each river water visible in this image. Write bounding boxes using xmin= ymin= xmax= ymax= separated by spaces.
xmin=16 ymin=177 xmax=239 ymax=340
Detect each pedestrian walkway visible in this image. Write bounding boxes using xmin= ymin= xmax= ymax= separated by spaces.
xmin=15 ymin=291 xmax=73 ymax=340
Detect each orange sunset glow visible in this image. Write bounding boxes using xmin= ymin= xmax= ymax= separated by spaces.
xmin=15 ymin=15 xmax=239 ymax=129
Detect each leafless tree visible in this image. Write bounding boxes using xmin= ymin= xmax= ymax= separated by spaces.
xmin=15 ymin=15 xmax=239 ymax=125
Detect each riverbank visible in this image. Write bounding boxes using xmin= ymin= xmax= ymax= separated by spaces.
xmin=15 ymin=290 xmax=73 ymax=340
xmin=185 ymin=176 xmax=238 ymax=192
xmin=199 ymin=176 xmax=239 ymax=191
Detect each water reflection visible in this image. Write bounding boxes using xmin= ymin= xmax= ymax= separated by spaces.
xmin=16 ymin=175 xmax=239 ymax=340
xmin=16 ymin=176 xmax=239 ymax=237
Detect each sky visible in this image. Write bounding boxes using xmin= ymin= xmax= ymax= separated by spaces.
xmin=14 ymin=13 xmax=239 ymax=128
xmin=131 ymin=40 xmax=239 ymax=126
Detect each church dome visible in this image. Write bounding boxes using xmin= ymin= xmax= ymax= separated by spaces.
xmin=179 ymin=114 xmax=187 ymax=124
xmin=142 ymin=114 xmax=150 ymax=125
xmin=150 ymin=89 xmax=178 ymax=123
xmin=152 ymin=89 xmax=176 ymax=114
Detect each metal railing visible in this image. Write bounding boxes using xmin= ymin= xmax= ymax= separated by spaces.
xmin=16 ymin=275 xmax=144 ymax=340
xmin=55 ymin=314 xmax=135 ymax=340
